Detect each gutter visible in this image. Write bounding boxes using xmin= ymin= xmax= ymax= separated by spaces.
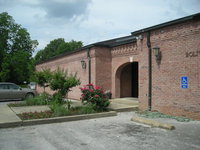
xmin=147 ymin=31 xmax=152 ymax=111
xmin=87 ymin=48 xmax=91 ymax=84
xmin=131 ymin=12 xmax=200 ymax=35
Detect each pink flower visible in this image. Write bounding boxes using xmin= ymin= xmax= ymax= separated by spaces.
xmin=94 ymin=94 xmax=99 ymax=98
xmin=79 ymin=87 xmax=87 ymax=91
xmin=89 ymin=89 xmax=94 ymax=92
xmin=81 ymin=94 xmax=85 ymax=97
xmin=94 ymin=85 xmax=101 ymax=90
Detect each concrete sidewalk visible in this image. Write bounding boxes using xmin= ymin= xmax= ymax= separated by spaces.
xmin=68 ymin=98 xmax=139 ymax=112
xmin=109 ymin=97 xmax=139 ymax=112
xmin=0 ymin=104 xmax=22 ymax=128
xmin=0 ymin=98 xmax=139 ymax=128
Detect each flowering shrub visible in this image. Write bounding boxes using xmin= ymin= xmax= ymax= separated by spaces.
xmin=80 ymin=84 xmax=110 ymax=111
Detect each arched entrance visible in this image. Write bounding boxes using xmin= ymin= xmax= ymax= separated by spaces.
xmin=115 ymin=62 xmax=138 ymax=98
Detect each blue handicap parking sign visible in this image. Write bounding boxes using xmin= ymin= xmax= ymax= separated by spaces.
xmin=181 ymin=76 xmax=188 ymax=88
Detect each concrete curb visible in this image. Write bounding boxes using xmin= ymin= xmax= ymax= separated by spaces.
xmin=109 ymin=106 xmax=138 ymax=112
xmin=131 ymin=117 xmax=175 ymax=130
xmin=0 ymin=111 xmax=117 ymax=128
xmin=22 ymin=111 xmax=117 ymax=126
xmin=0 ymin=121 xmax=22 ymax=128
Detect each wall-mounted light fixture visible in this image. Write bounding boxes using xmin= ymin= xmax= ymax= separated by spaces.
xmin=153 ymin=46 xmax=161 ymax=61
xmin=136 ymin=35 xmax=143 ymax=40
xmin=81 ymin=60 xmax=86 ymax=69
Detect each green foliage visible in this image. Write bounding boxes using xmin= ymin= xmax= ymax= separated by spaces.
xmin=18 ymin=104 xmax=99 ymax=120
xmin=35 ymin=69 xmax=52 ymax=91
xmin=78 ymin=104 xmax=97 ymax=114
xmin=8 ymin=93 xmax=51 ymax=107
xmin=35 ymin=39 xmax=83 ymax=64
xmin=49 ymin=103 xmax=69 ymax=117
xmin=25 ymin=93 xmax=51 ymax=106
xmin=50 ymin=103 xmax=99 ymax=117
xmin=138 ymin=111 xmax=193 ymax=122
xmin=50 ymin=68 xmax=81 ymax=99
xmin=80 ymin=84 xmax=110 ymax=111
xmin=0 ymin=12 xmax=38 ymax=84
xmin=51 ymin=92 xmax=63 ymax=104
xmin=33 ymin=68 xmax=80 ymax=107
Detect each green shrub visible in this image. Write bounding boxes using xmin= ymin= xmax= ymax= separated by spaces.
xmin=49 ymin=102 xmax=69 ymax=117
xmin=25 ymin=93 xmax=51 ymax=106
xmin=50 ymin=68 xmax=80 ymax=105
xmin=80 ymin=84 xmax=110 ymax=111
xmin=51 ymin=92 xmax=63 ymax=104
xmin=35 ymin=69 xmax=52 ymax=92
xmin=78 ymin=104 xmax=97 ymax=114
xmin=19 ymin=85 xmax=28 ymax=88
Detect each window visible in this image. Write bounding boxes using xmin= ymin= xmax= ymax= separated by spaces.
xmin=0 ymin=84 xmax=9 ymax=89
xmin=8 ymin=84 xmax=19 ymax=90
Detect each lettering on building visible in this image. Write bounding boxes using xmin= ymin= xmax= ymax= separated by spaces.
xmin=186 ymin=51 xmax=200 ymax=58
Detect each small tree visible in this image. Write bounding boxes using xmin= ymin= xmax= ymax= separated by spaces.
xmin=35 ymin=69 xmax=52 ymax=92
xmin=50 ymin=68 xmax=80 ymax=103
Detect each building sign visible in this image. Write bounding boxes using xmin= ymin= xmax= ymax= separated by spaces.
xmin=186 ymin=51 xmax=200 ymax=58
xmin=181 ymin=76 xmax=188 ymax=89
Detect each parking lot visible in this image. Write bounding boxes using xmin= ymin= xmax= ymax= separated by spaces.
xmin=0 ymin=112 xmax=200 ymax=150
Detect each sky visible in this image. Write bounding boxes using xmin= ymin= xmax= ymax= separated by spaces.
xmin=0 ymin=0 xmax=200 ymax=56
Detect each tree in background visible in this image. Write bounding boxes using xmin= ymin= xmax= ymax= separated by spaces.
xmin=35 ymin=39 xmax=83 ymax=64
xmin=0 ymin=12 xmax=38 ymax=84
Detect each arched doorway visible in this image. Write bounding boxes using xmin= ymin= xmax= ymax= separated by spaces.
xmin=115 ymin=62 xmax=138 ymax=98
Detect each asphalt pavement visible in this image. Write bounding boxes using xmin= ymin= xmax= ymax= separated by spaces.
xmin=0 ymin=112 xmax=200 ymax=150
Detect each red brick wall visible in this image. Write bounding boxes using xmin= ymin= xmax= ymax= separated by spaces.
xmin=94 ymin=47 xmax=112 ymax=91
xmin=110 ymin=41 xmax=149 ymax=112
xmin=35 ymin=18 xmax=200 ymax=120
xmin=137 ymin=19 xmax=200 ymax=120
xmin=36 ymin=50 xmax=91 ymax=100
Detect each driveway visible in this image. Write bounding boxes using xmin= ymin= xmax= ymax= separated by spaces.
xmin=0 ymin=112 xmax=200 ymax=150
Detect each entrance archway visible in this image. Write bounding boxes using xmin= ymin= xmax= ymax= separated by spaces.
xmin=115 ymin=62 xmax=138 ymax=98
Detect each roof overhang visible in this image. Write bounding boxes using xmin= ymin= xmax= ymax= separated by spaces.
xmin=131 ymin=12 xmax=200 ymax=35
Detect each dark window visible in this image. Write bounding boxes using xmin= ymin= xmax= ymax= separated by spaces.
xmin=0 ymin=84 xmax=9 ymax=89
xmin=8 ymin=84 xmax=19 ymax=90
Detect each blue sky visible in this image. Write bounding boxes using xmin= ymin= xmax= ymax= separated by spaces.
xmin=0 ymin=0 xmax=200 ymax=55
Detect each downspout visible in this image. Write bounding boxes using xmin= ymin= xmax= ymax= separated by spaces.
xmin=147 ymin=31 xmax=152 ymax=111
xmin=87 ymin=48 xmax=91 ymax=84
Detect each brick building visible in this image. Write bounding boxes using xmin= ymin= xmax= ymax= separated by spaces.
xmin=36 ymin=13 xmax=200 ymax=120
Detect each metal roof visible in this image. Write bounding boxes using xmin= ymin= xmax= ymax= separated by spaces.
xmin=131 ymin=12 xmax=200 ymax=35
xmin=93 ymin=35 xmax=136 ymax=47
xmin=36 ymin=12 xmax=200 ymax=65
xmin=36 ymin=35 xmax=136 ymax=65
